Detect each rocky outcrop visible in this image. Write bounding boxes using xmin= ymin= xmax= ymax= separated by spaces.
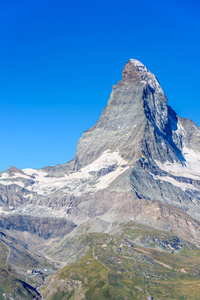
xmin=0 ymin=183 xmax=31 ymax=206
xmin=0 ymin=214 xmax=77 ymax=239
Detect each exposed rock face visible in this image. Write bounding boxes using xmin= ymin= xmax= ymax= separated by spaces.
xmin=8 ymin=166 xmax=26 ymax=175
xmin=0 ymin=183 xmax=31 ymax=206
xmin=0 ymin=214 xmax=77 ymax=239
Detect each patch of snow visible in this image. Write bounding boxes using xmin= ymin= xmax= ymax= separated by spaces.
xmin=151 ymin=173 xmax=199 ymax=192
xmin=193 ymin=125 xmax=200 ymax=133
xmin=0 ymin=171 xmax=31 ymax=180
xmin=93 ymin=165 xmax=129 ymax=192
xmin=82 ymin=150 xmax=125 ymax=172
xmin=0 ymin=207 xmax=9 ymax=215
xmin=0 ymin=173 xmax=10 ymax=179
xmin=0 ymin=180 xmax=25 ymax=188
xmin=23 ymin=193 xmax=34 ymax=199
xmin=0 ymin=150 xmax=129 ymax=198
xmin=0 ymin=204 xmax=71 ymax=219
xmin=155 ymin=145 xmax=200 ymax=180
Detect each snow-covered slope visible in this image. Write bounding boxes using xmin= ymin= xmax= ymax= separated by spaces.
xmin=0 ymin=150 xmax=129 ymax=198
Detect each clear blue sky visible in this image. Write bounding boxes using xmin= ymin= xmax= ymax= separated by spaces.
xmin=0 ymin=0 xmax=200 ymax=172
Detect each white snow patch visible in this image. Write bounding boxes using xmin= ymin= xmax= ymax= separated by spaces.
xmin=0 ymin=173 xmax=10 ymax=179
xmin=0 ymin=150 xmax=129 ymax=197
xmin=155 ymin=145 xmax=200 ymax=180
xmin=0 ymin=171 xmax=31 ymax=180
xmin=175 ymin=120 xmax=186 ymax=136
xmin=152 ymin=173 xmax=199 ymax=192
xmin=0 ymin=180 xmax=25 ymax=188
xmin=94 ymin=165 xmax=129 ymax=192
xmin=82 ymin=150 xmax=125 ymax=172
xmin=0 ymin=204 xmax=71 ymax=219
xmin=193 ymin=125 xmax=200 ymax=133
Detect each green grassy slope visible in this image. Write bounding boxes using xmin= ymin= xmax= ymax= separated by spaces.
xmin=0 ymin=240 xmax=41 ymax=299
xmin=41 ymin=222 xmax=200 ymax=300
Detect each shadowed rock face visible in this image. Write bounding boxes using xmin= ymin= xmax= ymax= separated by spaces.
xmin=0 ymin=214 xmax=77 ymax=239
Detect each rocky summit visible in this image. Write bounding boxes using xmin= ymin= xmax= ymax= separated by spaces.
xmin=0 ymin=59 xmax=200 ymax=299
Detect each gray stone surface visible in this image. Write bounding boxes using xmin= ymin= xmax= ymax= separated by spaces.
xmin=0 ymin=214 xmax=76 ymax=239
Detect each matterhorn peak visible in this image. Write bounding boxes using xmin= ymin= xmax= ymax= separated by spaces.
xmin=1 ymin=59 xmax=200 ymax=213
xmin=121 ymin=59 xmax=141 ymax=83
xmin=122 ymin=59 xmax=164 ymax=95
xmin=73 ymin=59 xmax=172 ymax=169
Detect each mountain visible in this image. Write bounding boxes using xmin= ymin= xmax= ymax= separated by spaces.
xmin=0 ymin=59 xmax=200 ymax=299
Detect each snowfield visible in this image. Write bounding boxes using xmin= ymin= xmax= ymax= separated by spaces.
xmin=0 ymin=150 xmax=129 ymax=197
